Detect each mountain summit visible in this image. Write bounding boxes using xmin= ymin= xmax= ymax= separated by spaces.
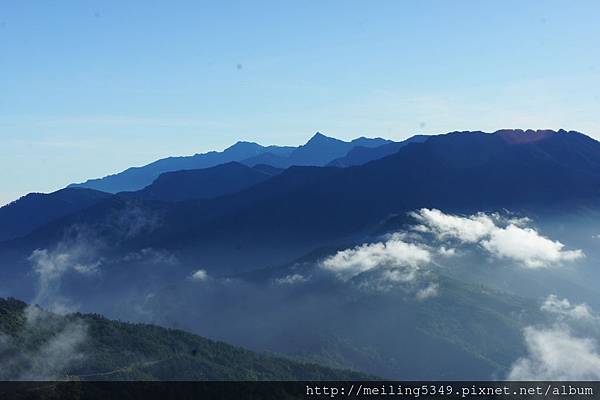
xmin=69 ymin=133 xmax=393 ymax=193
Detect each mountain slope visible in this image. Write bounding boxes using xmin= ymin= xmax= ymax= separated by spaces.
xmin=328 ymin=135 xmax=429 ymax=167
xmin=155 ymin=129 xmax=600 ymax=271
xmin=123 ymin=162 xmax=280 ymax=202
xmin=5 ymin=129 xmax=600 ymax=275
xmin=91 ymin=245 xmax=542 ymax=380
xmin=284 ymin=133 xmax=390 ymax=166
xmin=69 ymin=133 xmax=389 ymax=194
xmin=241 ymin=133 xmax=391 ymax=168
xmin=0 ymin=298 xmax=369 ymax=380
xmin=0 ymin=188 xmax=111 ymax=242
xmin=70 ymin=141 xmax=294 ymax=193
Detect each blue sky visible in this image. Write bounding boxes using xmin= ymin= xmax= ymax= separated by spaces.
xmin=1 ymin=1 xmax=600 ymax=205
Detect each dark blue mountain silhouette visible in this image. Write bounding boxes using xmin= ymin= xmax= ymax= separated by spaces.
xmin=7 ymin=129 xmax=600 ymax=275
xmin=328 ymin=134 xmax=429 ymax=167
xmin=284 ymin=132 xmax=390 ymax=166
xmin=3 ymin=129 xmax=600 ymax=382
xmin=240 ymin=132 xmax=390 ymax=167
xmin=152 ymin=129 xmax=600 ymax=271
xmin=69 ymin=133 xmax=389 ymax=193
xmin=124 ymin=162 xmax=281 ymax=202
xmin=69 ymin=141 xmax=295 ymax=193
xmin=0 ymin=188 xmax=110 ymax=241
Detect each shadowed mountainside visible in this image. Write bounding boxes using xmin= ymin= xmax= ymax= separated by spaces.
xmin=0 ymin=188 xmax=111 ymax=242
xmin=328 ymin=134 xmax=428 ymax=167
xmin=4 ymin=129 xmax=600 ymax=275
xmin=121 ymin=162 xmax=282 ymax=202
xmin=69 ymin=141 xmax=294 ymax=193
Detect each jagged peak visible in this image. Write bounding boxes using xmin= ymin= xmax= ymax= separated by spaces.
xmin=304 ymin=132 xmax=341 ymax=145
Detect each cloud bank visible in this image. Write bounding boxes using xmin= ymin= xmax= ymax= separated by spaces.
xmin=510 ymin=295 xmax=600 ymax=380
xmin=321 ymin=234 xmax=431 ymax=281
xmin=541 ymin=295 xmax=594 ymax=321
xmin=411 ymin=208 xmax=584 ymax=268
xmin=508 ymin=325 xmax=600 ymax=380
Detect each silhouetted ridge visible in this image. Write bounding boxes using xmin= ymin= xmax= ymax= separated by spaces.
xmin=124 ymin=162 xmax=277 ymax=202
xmin=69 ymin=133 xmax=389 ymax=192
xmin=0 ymin=188 xmax=111 ymax=241
xmin=328 ymin=135 xmax=427 ymax=167
xmin=6 ymin=129 xmax=600 ymax=274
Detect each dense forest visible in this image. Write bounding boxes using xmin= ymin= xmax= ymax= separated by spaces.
xmin=0 ymin=298 xmax=370 ymax=380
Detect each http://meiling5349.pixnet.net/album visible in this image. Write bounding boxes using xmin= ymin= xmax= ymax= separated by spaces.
xmin=1 ymin=1 xmax=600 ymax=399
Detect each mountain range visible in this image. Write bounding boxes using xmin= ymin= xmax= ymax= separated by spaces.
xmin=69 ymin=132 xmax=391 ymax=193
xmin=1 ymin=128 xmax=599 ymax=380
xmin=0 ymin=132 xmax=417 ymax=242
xmin=3 ymin=129 xmax=600 ymax=271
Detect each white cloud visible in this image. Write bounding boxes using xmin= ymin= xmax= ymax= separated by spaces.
xmin=508 ymin=325 xmax=600 ymax=380
xmin=416 ymin=283 xmax=439 ymax=301
xmin=190 ymin=269 xmax=208 ymax=282
xmin=481 ymin=225 xmax=583 ymax=268
xmin=321 ymin=234 xmax=431 ymax=281
xmin=19 ymin=319 xmax=87 ymax=380
xmin=541 ymin=294 xmax=594 ymax=321
xmin=410 ymin=208 xmax=496 ymax=243
xmin=380 ymin=268 xmax=419 ymax=283
xmin=411 ymin=208 xmax=584 ymax=268
xmin=275 ymin=274 xmax=308 ymax=285
xmin=510 ymin=296 xmax=600 ymax=380
xmin=28 ymin=242 xmax=101 ymax=314
xmin=438 ymin=246 xmax=456 ymax=257
xmin=0 ymin=305 xmax=88 ymax=380
xmin=109 ymin=204 xmax=162 ymax=239
xmin=29 ymin=248 xmax=99 ymax=282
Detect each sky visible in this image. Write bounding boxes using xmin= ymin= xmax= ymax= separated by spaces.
xmin=1 ymin=0 xmax=600 ymax=205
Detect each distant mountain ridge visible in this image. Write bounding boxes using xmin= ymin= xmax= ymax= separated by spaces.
xmin=0 ymin=133 xmax=392 ymax=241
xmin=243 ymin=133 xmax=391 ymax=168
xmin=124 ymin=162 xmax=282 ymax=202
xmin=7 ymin=128 xmax=599 ymax=275
xmin=328 ymin=134 xmax=429 ymax=167
xmin=0 ymin=188 xmax=111 ymax=242
xmin=68 ymin=141 xmax=295 ymax=193
xmin=147 ymin=128 xmax=600 ymax=271
xmin=1 ymin=128 xmax=598 ymax=383
xmin=69 ymin=132 xmax=391 ymax=193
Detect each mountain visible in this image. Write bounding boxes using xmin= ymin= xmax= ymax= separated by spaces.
xmin=123 ymin=162 xmax=280 ymax=202
xmin=5 ymin=129 xmax=600 ymax=274
xmin=328 ymin=135 xmax=429 ymax=167
xmin=69 ymin=141 xmax=295 ymax=193
xmin=220 ymin=260 xmax=541 ymax=379
xmin=152 ymin=128 xmax=600 ymax=272
xmin=241 ymin=133 xmax=391 ymax=168
xmin=0 ymin=188 xmax=111 ymax=242
xmin=1 ymin=128 xmax=598 ymax=381
xmin=283 ymin=133 xmax=391 ymax=166
xmin=0 ymin=297 xmax=369 ymax=380
xmin=68 ymin=133 xmax=390 ymax=194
